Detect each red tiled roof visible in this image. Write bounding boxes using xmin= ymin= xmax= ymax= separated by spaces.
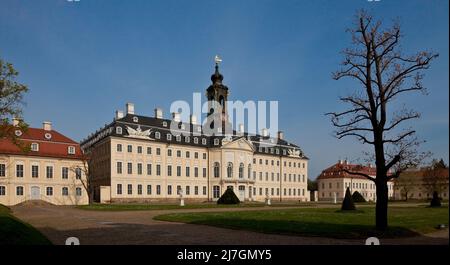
xmin=0 ymin=127 xmax=83 ymax=160
xmin=317 ymin=161 xmax=377 ymax=180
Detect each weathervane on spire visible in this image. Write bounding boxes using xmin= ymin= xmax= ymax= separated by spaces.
xmin=214 ymin=55 xmax=222 ymax=65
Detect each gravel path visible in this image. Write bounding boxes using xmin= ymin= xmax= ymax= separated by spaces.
xmin=11 ymin=204 xmax=448 ymax=245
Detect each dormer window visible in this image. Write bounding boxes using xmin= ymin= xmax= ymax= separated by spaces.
xmin=276 ymin=149 xmax=280 ymax=154
xmin=176 ymin=135 xmax=181 ymax=142
xmin=31 ymin=143 xmax=39 ymax=152
xmin=162 ymin=121 xmax=168 ymax=127
xmin=155 ymin=131 xmax=161 ymax=139
xmin=167 ymin=134 xmax=172 ymax=141
xmin=197 ymin=127 xmax=201 ymax=133
xmin=133 ymin=116 xmax=139 ymax=123
xmin=68 ymin=146 xmax=76 ymax=155
xmin=194 ymin=137 xmax=198 ymax=144
xmin=202 ymin=138 xmax=207 ymax=145
xmin=214 ymin=139 xmax=220 ymax=146
xmin=185 ymin=136 xmax=190 ymax=143
xmin=116 ymin=126 xmax=122 ymax=134
xmin=282 ymin=149 xmax=287 ymax=155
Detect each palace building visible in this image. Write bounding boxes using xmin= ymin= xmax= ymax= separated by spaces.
xmin=0 ymin=120 xmax=88 ymax=206
xmin=316 ymin=160 xmax=394 ymax=202
xmin=81 ymin=62 xmax=309 ymax=203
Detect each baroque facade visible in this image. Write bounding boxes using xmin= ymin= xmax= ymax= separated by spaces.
xmin=0 ymin=120 xmax=88 ymax=206
xmin=81 ymin=63 xmax=309 ymax=203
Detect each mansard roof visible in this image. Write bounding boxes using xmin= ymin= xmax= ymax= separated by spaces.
xmin=81 ymin=114 xmax=308 ymax=159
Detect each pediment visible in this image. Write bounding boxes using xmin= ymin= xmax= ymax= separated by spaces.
xmin=221 ymin=136 xmax=255 ymax=152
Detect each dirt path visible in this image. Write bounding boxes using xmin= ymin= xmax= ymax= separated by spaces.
xmin=11 ymin=204 xmax=448 ymax=245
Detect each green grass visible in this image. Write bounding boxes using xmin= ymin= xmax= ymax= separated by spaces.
xmin=0 ymin=204 xmax=51 ymax=245
xmin=77 ymin=202 xmax=314 ymax=211
xmin=154 ymin=205 xmax=449 ymax=239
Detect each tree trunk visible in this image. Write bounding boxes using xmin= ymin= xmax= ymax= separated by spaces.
xmin=375 ymin=179 xmax=388 ymax=230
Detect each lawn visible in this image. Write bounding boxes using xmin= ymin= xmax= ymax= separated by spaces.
xmin=78 ymin=202 xmax=314 ymax=211
xmin=154 ymin=205 xmax=449 ymax=239
xmin=0 ymin=204 xmax=51 ymax=245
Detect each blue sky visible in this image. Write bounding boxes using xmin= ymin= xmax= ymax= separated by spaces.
xmin=1 ymin=0 xmax=448 ymax=178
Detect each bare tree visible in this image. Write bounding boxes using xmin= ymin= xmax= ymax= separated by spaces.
xmin=394 ymin=172 xmax=416 ymax=201
xmin=70 ymin=152 xmax=94 ymax=204
xmin=327 ymin=10 xmax=438 ymax=230
xmin=422 ymin=159 xmax=449 ymax=198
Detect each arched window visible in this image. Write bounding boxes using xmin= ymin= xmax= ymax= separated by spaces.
xmin=227 ymin=162 xmax=233 ymax=178
xmin=213 ymin=162 xmax=220 ymax=178
xmin=248 ymin=164 xmax=252 ymax=179
xmin=239 ymin=163 xmax=244 ymax=179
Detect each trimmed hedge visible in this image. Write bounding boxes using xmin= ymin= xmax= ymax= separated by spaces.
xmin=217 ymin=188 xmax=240 ymax=204
xmin=341 ymin=187 xmax=356 ymax=211
xmin=352 ymin=191 xmax=367 ymax=203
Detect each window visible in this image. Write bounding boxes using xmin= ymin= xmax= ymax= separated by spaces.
xmin=127 ymin=145 xmax=132 ymax=153
xmin=147 ymin=185 xmax=152 ymax=195
xmin=127 ymin=163 xmax=132 ymax=174
xmin=167 ymin=134 xmax=172 ymax=141
xmin=177 ymin=185 xmax=182 ymax=195
xmin=46 ymin=187 xmax=53 ymax=196
xmin=185 ymin=136 xmax=190 ymax=143
xmin=127 ymin=184 xmax=133 ymax=195
xmin=46 ymin=166 xmax=53 ymax=178
xmin=167 ymin=185 xmax=172 ymax=195
xmin=194 ymin=152 xmax=198 ymax=159
xmin=116 ymin=126 xmax=122 ymax=134
xmin=76 ymin=187 xmax=82 ymax=196
xmin=117 ymin=184 xmax=122 ymax=195
xmin=31 ymin=165 xmax=38 ymax=178
xmin=213 ymin=186 xmax=220 ymax=198
xmin=177 ymin=150 xmax=181 ymax=157
xmin=194 ymin=167 xmax=198 ymax=178
xmin=194 ymin=186 xmax=198 ymax=195
xmin=203 ymin=186 xmax=207 ymax=195
xmin=147 ymin=164 xmax=152 ymax=175
xmin=167 ymin=149 xmax=172 ymax=156
xmin=156 ymin=148 xmax=161 ymax=155
xmin=155 ymin=132 xmax=161 ymax=139
xmin=117 ymin=162 xmax=122 ymax=174
xmin=186 ymin=166 xmax=190 ymax=177
xmin=186 ymin=186 xmax=190 ymax=195
xmin=138 ymin=184 xmax=142 ymax=195
xmin=137 ymin=146 xmax=142 ymax=154
xmin=186 ymin=151 xmax=190 ymax=158
xmin=31 ymin=143 xmax=39 ymax=151
xmin=203 ymin=168 xmax=206 ymax=178
xmin=68 ymin=146 xmax=76 ymax=155
xmin=0 ymin=164 xmax=5 ymax=177
xmin=62 ymin=187 xmax=69 ymax=196
xmin=75 ymin=168 xmax=82 ymax=179
xmin=167 ymin=165 xmax=172 ymax=176
xmin=62 ymin=167 xmax=69 ymax=179
xmin=0 ymin=186 xmax=5 ymax=196
xmin=147 ymin=147 xmax=152 ymax=154
xmin=239 ymin=163 xmax=244 ymax=179
xmin=156 ymin=185 xmax=161 ymax=195
xmin=156 ymin=165 xmax=161 ymax=176
xmin=214 ymin=162 xmax=220 ymax=178
xmin=117 ymin=144 xmax=122 ymax=152
xmin=16 ymin=186 xmax=24 ymax=196
xmin=227 ymin=162 xmax=233 ymax=178
xmin=137 ymin=163 xmax=143 ymax=175
xmin=177 ymin=166 xmax=181 ymax=177
xmin=17 ymin=164 xmax=24 ymax=178
xmin=203 ymin=153 xmax=207 ymax=159
xmin=214 ymin=139 xmax=219 ymax=145
xmin=202 ymin=138 xmax=207 ymax=145
xmin=162 ymin=121 xmax=168 ymax=127
xmin=194 ymin=137 xmax=198 ymax=144
xmin=176 ymin=135 xmax=181 ymax=142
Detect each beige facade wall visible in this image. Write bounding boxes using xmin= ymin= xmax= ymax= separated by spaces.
xmin=90 ymin=136 xmax=309 ymax=203
xmin=0 ymin=154 xmax=88 ymax=206
xmin=317 ymin=177 xmax=394 ymax=202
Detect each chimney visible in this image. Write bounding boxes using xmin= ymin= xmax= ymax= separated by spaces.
xmin=277 ymin=131 xmax=284 ymax=140
xmin=338 ymin=160 xmax=343 ymax=165
xmin=43 ymin=121 xmax=52 ymax=131
xmin=238 ymin=124 xmax=244 ymax=135
xmin=344 ymin=159 xmax=348 ymax=165
xmin=261 ymin=128 xmax=268 ymax=137
xmin=154 ymin=108 xmax=163 ymax=119
xmin=115 ymin=110 xmax=124 ymax=120
xmin=190 ymin=114 xmax=198 ymax=125
xmin=172 ymin=112 xmax=181 ymax=122
xmin=126 ymin=103 xmax=135 ymax=115
xmin=12 ymin=118 xmax=20 ymax=126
